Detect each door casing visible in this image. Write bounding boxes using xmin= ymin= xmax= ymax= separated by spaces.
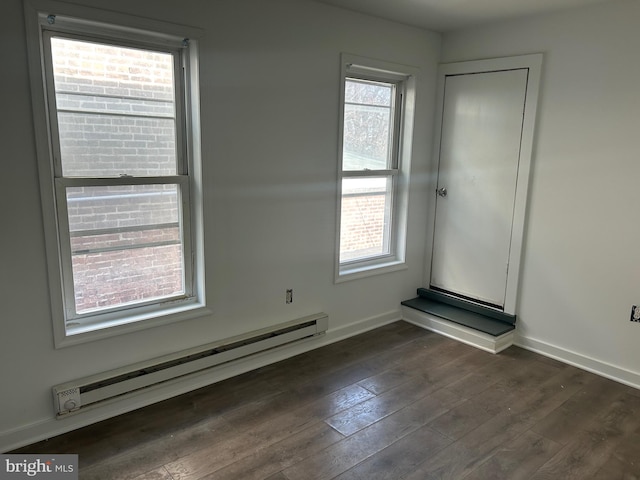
xmin=425 ymin=54 xmax=543 ymax=315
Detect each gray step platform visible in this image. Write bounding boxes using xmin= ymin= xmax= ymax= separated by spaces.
xmin=401 ymin=296 xmax=515 ymax=336
xmin=401 ymin=288 xmax=516 ymax=353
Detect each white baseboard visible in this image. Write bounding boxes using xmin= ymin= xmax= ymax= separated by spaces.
xmin=402 ymin=306 xmax=514 ymax=354
xmin=323 ymin=309 xmax=402 ymax=343
xmin=515 ymin=335 xmax=640 ymax=391
xmin=0 ymin=310 xmax=402 ymax=453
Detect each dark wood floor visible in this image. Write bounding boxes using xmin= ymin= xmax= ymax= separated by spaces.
xmin=14 ymin=321 xmax=640 ymax=479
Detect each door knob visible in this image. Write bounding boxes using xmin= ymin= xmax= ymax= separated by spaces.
xmin=437 ymin=187 xmax=447 ymax=197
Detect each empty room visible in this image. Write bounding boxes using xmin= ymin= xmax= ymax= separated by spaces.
xmin=1 ymin=0 xmax=639 ymax=478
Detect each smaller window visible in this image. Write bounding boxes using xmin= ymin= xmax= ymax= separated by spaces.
xmin=336 ymin=55 xmax=417 ymax=280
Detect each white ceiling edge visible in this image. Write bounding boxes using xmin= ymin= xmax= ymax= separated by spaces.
xmin=311 ymin=0 xmax=616 ymax=32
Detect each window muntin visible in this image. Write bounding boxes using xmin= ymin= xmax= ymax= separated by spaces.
xmin=29 ymin=11 xmax=203 ymax=340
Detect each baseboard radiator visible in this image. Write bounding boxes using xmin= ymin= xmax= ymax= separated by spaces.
xmin=53 ymin=313 xmax=328 ymax=417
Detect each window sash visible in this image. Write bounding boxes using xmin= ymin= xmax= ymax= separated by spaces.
xmin=41 ymin=30 xmax=189 ymax=178
xmin=339 ymin=174 xmax=397 ymax=265
xmin=342 ymin=75 xmax=402 ymax=172
xmin=54 ymin=176 xmax=193 ymax=324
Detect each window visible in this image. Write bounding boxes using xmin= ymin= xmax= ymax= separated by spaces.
xmin=25 ymin=4 xmax=206 ymax=345
xmin=336 ymin=55 xmax=417 ymax=280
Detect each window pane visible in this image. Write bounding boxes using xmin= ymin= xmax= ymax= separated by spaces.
xmin=66 ymin=184 xmax=185 ymax=314
xmin=340 ymin=177 xmax=392 ymax=262
xmin=51 ymin=37 xmax=177 ymax=177
xmin=343 ymin=79 xmax=394 ymax=171
xmin=57 ymin=113 xmax=176 ymax=176
xmin=345 ymin=79 xmax=392 ymax=106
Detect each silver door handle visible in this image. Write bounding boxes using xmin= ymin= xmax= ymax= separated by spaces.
xmin=437 ymin=187 xmax=447 ymax=197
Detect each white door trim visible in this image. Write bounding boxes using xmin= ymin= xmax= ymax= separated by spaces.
xmin=426 ymin=54 xmax=543 ymax=315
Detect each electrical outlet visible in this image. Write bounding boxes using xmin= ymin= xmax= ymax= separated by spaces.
xmin=286 ymin=289 xmax=293 ymax=304
xmin=630 ymin=305 xmax=640 ymax=322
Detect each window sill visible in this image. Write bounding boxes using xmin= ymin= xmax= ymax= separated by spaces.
xmin=335 ymin=259 xmax=408 ymax=283
xmin=56 ymin=301 xmax=211 ymax=348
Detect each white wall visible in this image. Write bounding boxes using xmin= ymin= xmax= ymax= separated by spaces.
xmin=0 ymin=0 xmax=439 ymax=449
xmin=440 ymin=0 xmax=640 ymax=385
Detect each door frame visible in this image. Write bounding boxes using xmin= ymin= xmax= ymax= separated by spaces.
xmin=425 ymin=54 xmax=543 ymax=315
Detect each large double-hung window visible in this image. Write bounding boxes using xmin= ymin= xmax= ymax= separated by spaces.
xmin=336 ymin=54 xmax=417 ymax=280
xmin=25 ymin=2 xmax=205 ymax=345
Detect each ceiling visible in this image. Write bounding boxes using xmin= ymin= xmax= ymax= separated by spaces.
xmin=312 ymin=0 xmax=613 ymax=32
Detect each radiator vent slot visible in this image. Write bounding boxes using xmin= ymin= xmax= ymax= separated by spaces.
xmin=53 ymin=313 xmax=328 ymax=417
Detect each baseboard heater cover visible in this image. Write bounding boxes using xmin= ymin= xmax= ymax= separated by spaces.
xmin=53 ymin=313 xmax=328 ymax=417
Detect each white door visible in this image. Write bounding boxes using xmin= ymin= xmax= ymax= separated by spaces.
xmin=430 ymin=69 xmax=529 ymax=308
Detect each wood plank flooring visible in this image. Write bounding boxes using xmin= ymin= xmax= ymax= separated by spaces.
xmin=12 ymin=321 xmax=640 ymax=479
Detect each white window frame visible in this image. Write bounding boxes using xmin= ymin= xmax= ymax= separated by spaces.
xmin=25 ymin=0 xmax=208 ymax=347
xmin=335 ymin=54 xmax=417 ymax=282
